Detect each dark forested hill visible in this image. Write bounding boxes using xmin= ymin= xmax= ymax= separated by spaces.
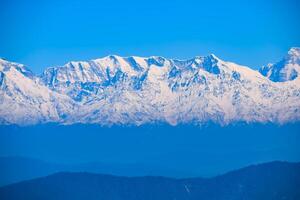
xmin=0 ymin=161 xmax=299 ymax=200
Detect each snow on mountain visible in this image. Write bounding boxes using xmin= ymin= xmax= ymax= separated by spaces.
xmin=259 ymin=47 xmax=300 ymax=82
xmin=0 ymin=59 xmax=77 ymax=125
xmin=1 ymin=48 xmax=300 ymax=126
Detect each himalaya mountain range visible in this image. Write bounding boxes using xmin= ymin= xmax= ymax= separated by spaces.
xmin=1 ymin=48 xmax=300 ymax=126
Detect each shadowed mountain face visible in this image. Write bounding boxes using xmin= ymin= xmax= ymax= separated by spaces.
xmin=0 ymin=161 xmax=299 ymax=200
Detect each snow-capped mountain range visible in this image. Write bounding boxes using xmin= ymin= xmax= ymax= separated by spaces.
xmin=1 ymin=48 xmax=300 ymax=126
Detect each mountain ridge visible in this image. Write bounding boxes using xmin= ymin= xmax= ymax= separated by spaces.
xmin=0 ymin=156 xmax=188 ymax=187
xmin=0 ymin=161 xmax=299 ymax=200
xmin=1 ymin=48 xmax=300 ymax=125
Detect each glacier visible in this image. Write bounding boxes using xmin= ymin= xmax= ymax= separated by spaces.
xmin=0 ymin=48 xmax=300 ymax=126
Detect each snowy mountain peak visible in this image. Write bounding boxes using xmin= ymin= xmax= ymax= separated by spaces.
xmin=1 ymin=49 xmax=300 ymax=126
xmin=0 ymin=58 xmax=7 ymax=63
xmin=259 ymin=47 xmax=300 ymax=82
xmin=208 ymin=53 xmax=220 ymax=60
xmin=288 ymin=47 xmax=300 ymax=55
xmin=287 ymin=47 xmax=300 ymax=63
xmin=0 ymin=59 xmax=34 ymax=79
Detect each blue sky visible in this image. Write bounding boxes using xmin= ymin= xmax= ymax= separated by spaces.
xmin=1 ymin=0 xmax=300 ymax=73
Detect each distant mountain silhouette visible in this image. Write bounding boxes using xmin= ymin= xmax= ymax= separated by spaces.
xmin=0 ymin=161 xmax=299 ymax=200
xmin=0 ymin=156 xmax=185 ymax=187
xmin=0 ymin=156 xmax=64 ymax=186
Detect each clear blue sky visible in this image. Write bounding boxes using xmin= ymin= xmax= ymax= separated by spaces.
xmin=1 ymin=0 xmax=299 ymax=73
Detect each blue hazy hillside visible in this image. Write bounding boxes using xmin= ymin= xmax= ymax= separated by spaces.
xmin=1 ymin=161 xmax=299 ymax=200
xmin=1 ymin=123 xmax=299 ymax=183
xmin=0 ymin=156 xmax=184 ymax=187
